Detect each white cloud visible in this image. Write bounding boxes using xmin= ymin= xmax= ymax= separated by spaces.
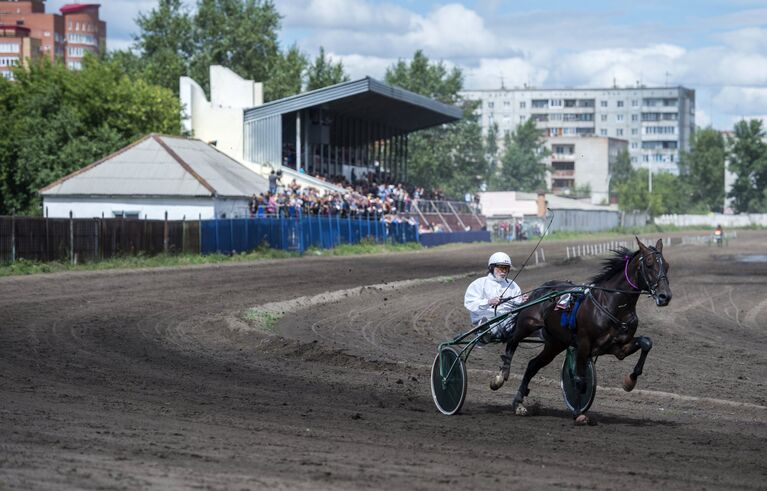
xmin=715 ymin=87 xmax=767 ymax=115
xmin=281 ymin=0 xmax=415 ymax=32
xmin=464 ymin=58 xmax=547 ymax=90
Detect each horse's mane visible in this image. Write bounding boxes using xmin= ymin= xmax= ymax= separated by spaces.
xmin=589 ymin=247 xmax=639 ymax=285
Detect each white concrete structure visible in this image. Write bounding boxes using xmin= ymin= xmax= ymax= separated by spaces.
xmin=462 ymin=85 xmax=695 ymax=174
xmin=41 ymin=134 xmax=269 ymax=220
xmin=547 ymin=136 xmax=628 ymax=205
xmin=180 ymin=65 xmax=263 ymax=164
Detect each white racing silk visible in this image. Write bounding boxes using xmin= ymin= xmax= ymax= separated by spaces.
xmin=464 ymin=273 xmax=523 ymax=326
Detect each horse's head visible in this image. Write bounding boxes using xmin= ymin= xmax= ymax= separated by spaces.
xmin=636 ymin=237 xmax=672 ymax=306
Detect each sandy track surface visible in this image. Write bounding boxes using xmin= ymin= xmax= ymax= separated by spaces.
xmin=1 ymin=233 xmax=765 ymax=489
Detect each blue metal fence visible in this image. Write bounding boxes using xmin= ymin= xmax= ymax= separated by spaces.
xmin=200 ymin=215 xmax=418 ymax=254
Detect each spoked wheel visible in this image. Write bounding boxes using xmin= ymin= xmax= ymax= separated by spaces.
xmin=431 ymin=346 xmax=467 ymax=415
xmin=560 ymin=347 xmax=597 ymax=414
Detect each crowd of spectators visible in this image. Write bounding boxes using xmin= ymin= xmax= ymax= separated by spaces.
xmin=250 ymin=169 xmax=487 ymax=233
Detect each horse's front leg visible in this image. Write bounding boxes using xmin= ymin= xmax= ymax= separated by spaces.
xmin=611 ymin=336 xmax=653 ymax=392
xmin=573 ymin=338 xmax=593 ymax=425
xmin=511 ymin=342 xmax=563 ymax=416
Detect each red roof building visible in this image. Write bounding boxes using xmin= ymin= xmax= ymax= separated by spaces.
xmin=0 ymin=0 xmax=105 ymax=78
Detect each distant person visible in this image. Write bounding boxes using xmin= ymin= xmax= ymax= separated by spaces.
xmin=268 ymin=170 xmax=278 ymax=194
xmin=714 ymin=224 xmax=724 ymax=246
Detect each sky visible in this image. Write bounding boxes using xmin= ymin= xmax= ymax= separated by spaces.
xmin=45 ymin=0 xmax=767 ymax=130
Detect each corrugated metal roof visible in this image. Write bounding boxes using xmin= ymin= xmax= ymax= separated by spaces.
xmin=40 ymin=135 xmax=268 ymax=198
xmin=244 ymin=77 xmax=463 ymax=132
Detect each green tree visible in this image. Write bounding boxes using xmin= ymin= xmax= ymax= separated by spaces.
xmin=305 ymin=47 xmax=350 ymax=91
xmin=264 ymin=44 xmax=307 ymax=101
xmin=727 ymin=119 xmax=767 ymax=213
xmin=615 ymin=169 xmax=687 ymax=216
xmin=485 ymin=122 xmax=499 ymax=185
xmin=0 ymin=57 xmax=181 ymax=215
xmin=609 ymin=148 xmax=634 ymax=199
xmin=386 ymin=50 xmax=462 ymax=104
xmin=384 ymin=51 xmax=486 ymax=197
xmin=130 ymin=0 xmax=194 ymax=94
xmin=493 ymin=118 xmax=549 ymax=192
xmin=678 ymin=127 xmax=726 ymax=213
xmin=190 ymin=0 xmax=282 ymax=96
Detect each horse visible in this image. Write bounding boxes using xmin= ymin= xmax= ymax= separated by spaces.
xmin=491 ymin=237 xmax=672 ymax=425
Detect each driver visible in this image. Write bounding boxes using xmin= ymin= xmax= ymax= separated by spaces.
xmin=464 ymin=252 xmax=528 ymax=343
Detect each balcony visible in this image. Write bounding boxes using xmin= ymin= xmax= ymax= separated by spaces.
xmin=552 ymin=169 xmax=575 ymax=177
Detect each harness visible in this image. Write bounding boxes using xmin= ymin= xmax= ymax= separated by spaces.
xmin=556 ymin=248 xmax=667 ymax=335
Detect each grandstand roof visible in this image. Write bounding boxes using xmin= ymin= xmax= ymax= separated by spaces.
xmin=40 ymin=134 xmax=268 ymax=198
xmin=244 ymin=77 xmax=463 ymax=133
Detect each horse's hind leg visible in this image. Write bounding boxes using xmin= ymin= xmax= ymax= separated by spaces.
xmin=511 ymin=343 xmax=563 ymax=415
xmin=490 ymin=340 xmax=518 ymax=391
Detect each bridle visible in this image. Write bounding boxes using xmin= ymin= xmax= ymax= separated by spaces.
xmin=624 ymin=248 xmax=669 ymax=301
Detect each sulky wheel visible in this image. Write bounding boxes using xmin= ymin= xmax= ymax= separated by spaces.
xmin=560 ymin=347 xmax=597 ymax=414
xmin=430 ymin=346 xmax=467 ymax=415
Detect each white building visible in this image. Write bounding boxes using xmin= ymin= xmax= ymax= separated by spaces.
xmin=40 ymin=134 xmax=268 ymax=219
xmin=462 ymin=85 xmax=695 ymax=174
xmin=547 ymin=136 xmax=628 ymax=204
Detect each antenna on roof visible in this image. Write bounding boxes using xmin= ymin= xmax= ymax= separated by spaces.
xmin=499 ymin=73 xmax=505 ymax=90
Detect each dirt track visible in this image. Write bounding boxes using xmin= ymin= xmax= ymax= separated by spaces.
xmin=1 ymin=233 xmax=766 ymax=489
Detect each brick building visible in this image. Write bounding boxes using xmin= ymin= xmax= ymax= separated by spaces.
xmin=0 ymin=0 xmax=105 ymax=79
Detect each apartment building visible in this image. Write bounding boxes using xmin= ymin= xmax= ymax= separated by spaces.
xmin=0 ymin=0 xmax=105 ymax=78
xmin=462 ymin=85 xmax=695 ymax=175
xmin=547 ymin=136 xmax=628 ymax=204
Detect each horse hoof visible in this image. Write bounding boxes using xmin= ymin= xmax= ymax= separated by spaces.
xmin=490 ymin=373 xmax=505 ymax=391
xmin=574 ymin=414 xmax=589 ymax=425
xmin=623 ymin=374 xmax=637 ymax=392
xmin=515 ymin=404 xmax=528 ymax=416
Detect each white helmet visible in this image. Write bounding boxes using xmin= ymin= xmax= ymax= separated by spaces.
xmin=488 ymin=252 xmax=512 ymax=269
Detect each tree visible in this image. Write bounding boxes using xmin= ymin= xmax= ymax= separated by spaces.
xmin=264 ymin=44 xmax=307 ymax=101
xmin=384 ymin=51 xmax=486 ymax=197
xmin=386 ymin=50 xmax=462 ymax=104
xmin=609 ymin=148 xmax=634 ymax=199
xmin=727 ymin=119 xmax=767 ymax=213
xmin=678 ymin=127 xmax=726 ymax=213
xmin=305 ymin=47 xmax=350 ymax=91
xmin=485 ymin=122 xmax=499 ymax=186
xmin=615 ymin=169 xmax=688 ymax=216
xmin=492 ymin=118 xmax=549 ymax=192
xmin=0 ymin=57 xmax=181 ymax=215
xmin=130 ymin=0 xmax=194 ymax=95
xmin=190 ymin=0 xmax=282 ymax=96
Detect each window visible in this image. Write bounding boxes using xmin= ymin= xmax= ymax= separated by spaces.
xmin=0 ymin=43 xmax=20 ymax=53
xmin=0 ymin=56 xmax=19 ymax=67
xmin=616 ymin=114 xmax=624 ymax=122
xmin=67 ymin=60 xmax=82 ymax=70
xmin=631 ymin=114 xmax=639 ymax=122
xmin=519 ymin=115 xmax=525 ymax=122
xmin=617 ymin=100 xmax=624 ymax=107
xmin=600 ymin=114 xmax=607 ymax=122
xmin=43 ymin=31 xmax=50 ymax=37
xmin=600 ymin=100 xmax=608 ymax=107
xmin=503 ymin=101 xmax=510 ymax=107
xmin=631 ymin=128 xmax=638 ymax=135
xmin=631 ymin=142 xmax=639 ymax=149
xmin=487 ymin=101 xmax=494 ymax=109
xmin=600 ymin=129 xmax=607 ymax=136
xmin=550 ymin=99 xmax=563 ymax=107
xmin=616 ymin=129 xmax=624 ymax=136
xmin=632 ymin=99 xmax=638 ymax=107
xmin=519 ymin=101 xmax=526 ymax=109
xmin=1 ymin=71 xmax=14 ymax=80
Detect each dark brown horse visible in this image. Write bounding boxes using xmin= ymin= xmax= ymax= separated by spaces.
xmin=491 ymin=237 xmax=672 ymax=425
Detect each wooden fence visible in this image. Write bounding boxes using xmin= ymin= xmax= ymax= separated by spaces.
xmin=0 ymin=214 xmax=200 ymax=264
